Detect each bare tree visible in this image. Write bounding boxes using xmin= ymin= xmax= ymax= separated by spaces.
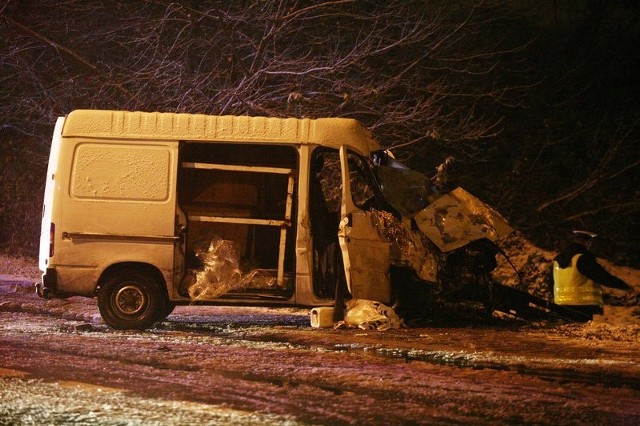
xmin=2 ymin=0 xmax=529 ymax=147
xmin=1 ymin=0 xmax=535 ymax=254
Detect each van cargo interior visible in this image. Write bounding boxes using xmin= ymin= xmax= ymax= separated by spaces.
xmin=177 ymin=142 xmax=298 ymax=298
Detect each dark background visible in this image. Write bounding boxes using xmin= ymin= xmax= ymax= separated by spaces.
xmin=1 ymin=0 xmax=638 ymax=266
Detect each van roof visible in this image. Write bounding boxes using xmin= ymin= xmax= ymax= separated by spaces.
xmin=62 ymin=109 xmax=381 ymax=154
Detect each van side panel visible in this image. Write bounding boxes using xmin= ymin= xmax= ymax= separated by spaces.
xmin=51 ymin=138 xmax=178 ymax=296
xmin=68 ymin=142 xmax=173 ymax=233
xmin=54 ymin=241 xmax=175 ymax=296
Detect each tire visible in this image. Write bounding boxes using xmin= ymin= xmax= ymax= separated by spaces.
xmin=157 ymin=300 xmax=177 ymax=323
xmin=390 ymin=267 xmax=434 ymax=326
xmin=98 ymin=269 xmax=166 ymax=330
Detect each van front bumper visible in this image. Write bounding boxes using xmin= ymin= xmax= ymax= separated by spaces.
xmin=36 ymin=268 xmax=57 ymax=299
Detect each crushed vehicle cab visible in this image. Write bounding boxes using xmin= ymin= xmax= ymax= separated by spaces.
xmin=37 ymin=109 xmax=565 ymax=330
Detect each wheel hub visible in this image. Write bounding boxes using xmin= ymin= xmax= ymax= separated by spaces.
xmin=114 ymin=285 xmax=146 ymax=315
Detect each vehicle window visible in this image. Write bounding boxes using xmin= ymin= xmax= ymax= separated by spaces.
xmin=347 ymin=151 xmax=378 ymax=209
xmin=311 ymin=150 xmax=342 ymax=214
xmin=373 ymin=165 xmax=431 ymax=217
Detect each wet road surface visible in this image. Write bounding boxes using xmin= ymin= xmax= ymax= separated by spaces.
xmin=1 ymin=293 xmax=640 ymax=425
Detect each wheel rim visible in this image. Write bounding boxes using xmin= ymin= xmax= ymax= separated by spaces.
xmin=114 ymin=284 xmax=146 ymax=316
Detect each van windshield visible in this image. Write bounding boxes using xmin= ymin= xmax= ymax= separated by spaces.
xmin=371 ymin=155 xmax=433 ymax=219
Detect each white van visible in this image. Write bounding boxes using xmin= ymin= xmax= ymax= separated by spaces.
xmin=38 ymin=110 xmax=397 ymax=329
xmin=38 ymin=110 xmax=514 ymax=329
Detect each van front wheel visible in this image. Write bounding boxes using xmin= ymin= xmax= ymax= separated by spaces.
xmin=98 ymin=270 xmax=165 ymax=330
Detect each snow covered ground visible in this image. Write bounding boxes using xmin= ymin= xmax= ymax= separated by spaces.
xmin=1 ymin=230 xmax=639 ymax=334
xmin=1 ymin=240 xmax=639 ymax=425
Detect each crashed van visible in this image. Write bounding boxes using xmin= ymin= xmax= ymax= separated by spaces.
xmin=38 ymin=109 xmax=516 ymax=330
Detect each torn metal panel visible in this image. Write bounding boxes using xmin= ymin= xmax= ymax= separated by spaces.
xmin=414 ymin=187 xmax=513 ymax=252
xmin=370 ymin=209 xmax=439 ymax=283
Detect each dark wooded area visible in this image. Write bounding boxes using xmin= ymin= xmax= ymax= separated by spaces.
xmin=1 ymin=0 xmax=638 ymax=265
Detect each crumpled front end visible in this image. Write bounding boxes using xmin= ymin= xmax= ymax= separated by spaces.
xmin=414 ymin=187 xmax=513 ymax=253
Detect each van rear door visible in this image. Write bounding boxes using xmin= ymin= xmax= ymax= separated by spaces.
xmin=338 ymin=146 xmax=391 ymax=304
xmin=39 ymin=117 xmax=65 ymax=273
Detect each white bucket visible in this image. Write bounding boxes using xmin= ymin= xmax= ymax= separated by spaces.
xmin=310 ymin=307 xmax=335 ymax=328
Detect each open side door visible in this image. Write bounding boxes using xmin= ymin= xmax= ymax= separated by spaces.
xmin=338 ymin=146 xmax=391 ymax=304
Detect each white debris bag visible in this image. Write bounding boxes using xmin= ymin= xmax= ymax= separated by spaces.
xmin=344 ymin=299 xmax=402 ymax=330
